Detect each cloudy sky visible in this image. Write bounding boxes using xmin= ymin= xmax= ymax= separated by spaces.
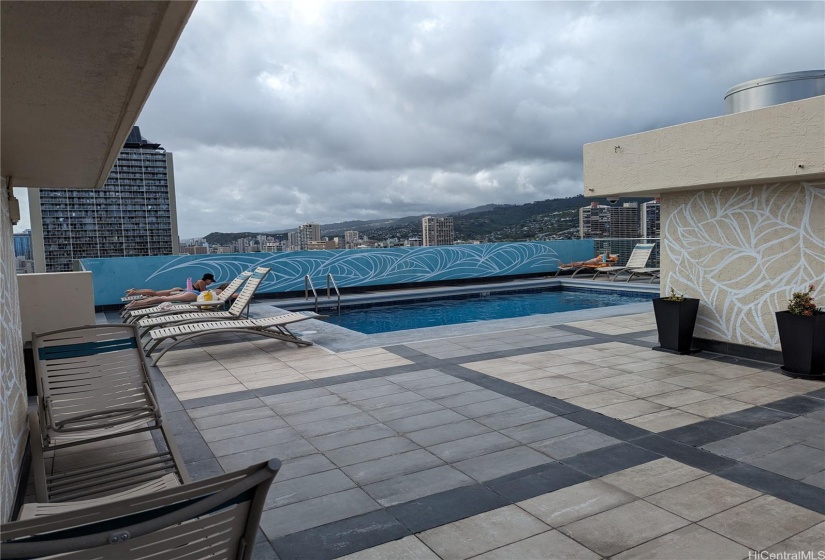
xmin=13 ymin=1 xmax=825 ymax=238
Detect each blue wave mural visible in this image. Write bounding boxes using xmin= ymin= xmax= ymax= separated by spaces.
xmin=80 ymin=240 xmax=594 ymax=305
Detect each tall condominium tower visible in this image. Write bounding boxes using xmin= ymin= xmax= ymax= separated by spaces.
xmin=640 ymin=199 xmax=661 ymax=238
xmin=29 ymin=127 xmax=179 ymax=272
xmin=422 ymin=216 xmax=455 ymax=246
xmin=297 ymin=222 xmax=321 ymax=250
xmin=579 ymin=202 xmax=640 ymax=238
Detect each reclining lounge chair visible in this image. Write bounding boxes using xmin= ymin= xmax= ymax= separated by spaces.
xmin=1 ymin=458 xmax=280 ymax=560
xmin=29 ymin=324 xmax=189 ymax=506
xmin=147 ymin=311 xmax=327 ymax=365
xmin=554 ymin=254 xmax=618 ymax=278
xmin=591 ymin=243 xmax=658 ymax=281
xmin=135 ymin=267 xmax=271 ymax=338
xmin=122 ymin=270 xmax=253 ymax=322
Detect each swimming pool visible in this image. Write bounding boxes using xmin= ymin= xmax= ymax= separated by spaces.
xmin=320 ymin=287 xmax=655 ymax=334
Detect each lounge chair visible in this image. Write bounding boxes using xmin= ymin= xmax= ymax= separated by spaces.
xmin=147 ymin=311 xmax=327 ymax=365
xmin=29 ymin=324 xmax=189 ymax=504
xmin=135 ymin=267 xmax=270 ymax=337
xmin=591 ymin=243 xmax=657 ymax=281
xmin=122 ymin=270 xmax=253 ymax=322
xmin=554 ymin=254 xmax=618 ymax=278
xmin=2 ymin=458 xmax=280 ymax=560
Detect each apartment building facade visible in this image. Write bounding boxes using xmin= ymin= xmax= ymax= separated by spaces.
xmin=422 ymin=216 xmax=455 ymax=246
xmin=29 ymin=126 xmax=179 ymax=272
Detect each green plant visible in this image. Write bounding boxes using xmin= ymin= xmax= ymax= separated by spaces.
xmin=788 ymin=284 xmax=822 ymax=316
xmin=663 ymin=288 xmax=685 ymax=302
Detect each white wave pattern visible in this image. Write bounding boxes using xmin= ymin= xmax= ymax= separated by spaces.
xmin=145 ymin=243 xmax=562 ymax=294
xmin=664 ymin=182 xmax=825 ymax=350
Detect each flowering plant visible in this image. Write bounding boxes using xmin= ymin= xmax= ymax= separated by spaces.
xmin=788 ymin=284 xmax=821 ymax=316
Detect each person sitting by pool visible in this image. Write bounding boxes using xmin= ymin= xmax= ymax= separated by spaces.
xmin=125 ymin=273 xmax=215 ymax=297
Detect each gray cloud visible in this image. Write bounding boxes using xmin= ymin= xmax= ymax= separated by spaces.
xmin=15 ymin=1 xmax=824 ymax=237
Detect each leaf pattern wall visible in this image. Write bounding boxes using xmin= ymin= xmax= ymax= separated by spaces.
xmin=662 ymin=182 xmax=825 ymax=350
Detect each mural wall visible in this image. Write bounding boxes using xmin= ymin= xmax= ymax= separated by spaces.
xmin=0 ymin=179 xmax=28 ymax=521
xmin=81 ymin=240 xmax=594 ymax=306
xmin=662 ymin=181 xmax=825 ymax=350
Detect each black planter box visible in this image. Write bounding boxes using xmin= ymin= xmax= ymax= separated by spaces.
xmin=775 ymin=311 xmax=825 ymax=379
xmin=653 ymin=297 xmax=700 ymax=355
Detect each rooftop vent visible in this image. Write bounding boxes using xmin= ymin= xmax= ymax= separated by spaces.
xmin=724 ymin=70 xmax=825 ymax=114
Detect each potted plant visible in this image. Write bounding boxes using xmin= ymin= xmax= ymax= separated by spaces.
xmin=775 ymin=284 xmax=824 ymax=379
xmin=652 ymin=288 xmax=700 ymax=355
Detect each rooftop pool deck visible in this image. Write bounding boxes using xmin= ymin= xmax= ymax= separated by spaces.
xmin=65 ymin=279 xmax=825 ymax=559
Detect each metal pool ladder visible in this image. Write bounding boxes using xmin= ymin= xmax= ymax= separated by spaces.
xmin=304 ymin=274 xmax=341 ymax=315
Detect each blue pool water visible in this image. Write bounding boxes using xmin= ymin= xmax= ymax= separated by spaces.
xmin=324 ymin=288 xmax=655 ymax=334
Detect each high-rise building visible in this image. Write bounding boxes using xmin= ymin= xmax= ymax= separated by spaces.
xmin=422 ymin=216 xmax=454 ymax=246
xmin=297 ymin=222 xmax=321 ymax=250
xmin=13 ymin=230 xmax=32 ymax=260
xmin=579 ymin=203 xmax=611 ymax=238
xmin=579 ymin=202 xmax=641 ymax=238
xmin=29 ymin=127 xmax=179 ymax=272
xmin=640 ymin=199 xmax=661 ymax=238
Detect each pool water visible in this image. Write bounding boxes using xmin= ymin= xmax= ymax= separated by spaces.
xmin=325 ymin=288 xmax=654 ymax=334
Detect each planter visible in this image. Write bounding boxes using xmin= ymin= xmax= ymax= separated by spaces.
xmin=652 ymin=297 xmax=700 ymax=354
xmin=775 ymin=311 xmax=825 ymax=379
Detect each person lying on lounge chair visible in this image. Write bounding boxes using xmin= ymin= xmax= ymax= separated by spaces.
xmin=560 ymin=254 xmax=618 ymax=268
xmin=125 ymin=273 xmax=215 ymax=297
xmin=124 ymin=274 xmax=218 ymax=309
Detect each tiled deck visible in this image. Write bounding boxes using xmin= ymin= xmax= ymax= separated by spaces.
xmin=48 ymin=304 xmax=825 ymax=559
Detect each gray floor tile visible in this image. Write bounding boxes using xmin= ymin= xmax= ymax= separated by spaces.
xmin=756 ymin=417 xmax=825 ymax=444
xmin=208 ymin=426 xmax=303 ymax=456
xmin=749 ymin=444 xmax=825 ymax=480
xmin=335 ymin=536 xmax=439 ymax=560
xmin=216 ymin=439 xmax=318 ymax=471
xmin=269 ymin=394 xmax=346 ymax=416
xmin=309 ymin=424 xmax=398 ymax=452
xmin=363 ymin=465 xmax=475 ymax=507
xmin=613 ymin=524 xmax=750 ymax=560
xmin=454 ymin=446 xmax=552 ymax=482
xmin=406 ymin=419 xmax=492 ymax=447
xmin=698 ymin=495 xmax=825 ymax=550
xmin=260 ymin=388 xmax=332 ymax=407
xmin=259 ymin=488 xmax=380 ymax=540
xmin=191 ymin=406 xmax=280 ymax=430
xmin=369 ymin=400 xmax=445 ymax=423
xmin=354 ymin=390 xmax=426 ymax=411
xmin=200 ymin=417 xmax=290 ymax=443
xmin=428 ymin=432 xmax=519 ymax=463
xmin=275 ymin=453 xmax=337 ymax=482
xmin=281 ymin=404 xmax=363 ymax=426
xmin=600 ymin=457 xmax=707 ymax=497
xmin=801 ymin=470 xmax=825 ymax=489
xmin=702 ymin=431 xmax=794 ymax=460
xmin=292 ymin=411 xmax=378 ymax=438
xmin=394 ymin=374 xmax=463 ymax=390
xmin=326 ymin=436 xmax=420 ymax=467
xmin=415 ymin=381 xmax=483 ymax=399
xmin=326 ymin=377 xmax=393 ymax=395
xmin=519 ymin=479 xmax=637 ymax=527
xmin=434 ymin=389 xmax=502 ymax=408
xmin=500 ymin=416 xmax=586 ymax=444
xmin=341 ymin=449 xmax=445 ymax=485
xmin=335 ymin=383 xmax=408 ymax=402
xmin=264 ymin=468 xmax=356 ymax=509
xmin=419 ymin=505 xmax=550 ymax=560
xmin=386 ymin=409 xmax=467 ymax=433
xmin=471 ymin=529 xmax=599 ymax=560
xmin=766 ymin=521 xmax=825 ymax=556
xmin=187 ymin=398 xmax=267 ymax=419
xmin=475 ymin=406 xmax=556 ymax=430
xmin=559 ymin=500 xmax=690 ymax=557
xmin=645 ymin=475 xmax=762 ymax=521
xmin=452 ymin=396 xmax=526 ymax=418
xmin=530 ymin=429 xmax=621 ymax=459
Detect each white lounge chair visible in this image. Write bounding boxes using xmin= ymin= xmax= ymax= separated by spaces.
xmin=122 ymin=270 xmax=253 ymax=322
xmin=147 ymin=311 xmax=327 ymax=365
xmin=135 ymin=267 xmax=270 ymax=339
xmin=591 ymin=243 xmax=657 ymax=281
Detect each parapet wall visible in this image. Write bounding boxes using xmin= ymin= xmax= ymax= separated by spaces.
xmin=80 ymin=240 xmax=595 ymax=306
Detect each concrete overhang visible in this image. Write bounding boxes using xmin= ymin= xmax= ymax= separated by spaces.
xmin=583 ymin=96 xmax=825 ymax=198
xmin=1 ymin=0 xmax=196 ymax=190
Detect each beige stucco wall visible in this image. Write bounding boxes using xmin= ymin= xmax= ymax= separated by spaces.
xmin=661 ymin=182 xmax=825 ymax=350
xmin=583 ymin=96 xmax=825 ymax=197
xmin=17 ymin=272 xmax=96 ymax=342
xmin=0 ymin=179 xmax=29 ymax=521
